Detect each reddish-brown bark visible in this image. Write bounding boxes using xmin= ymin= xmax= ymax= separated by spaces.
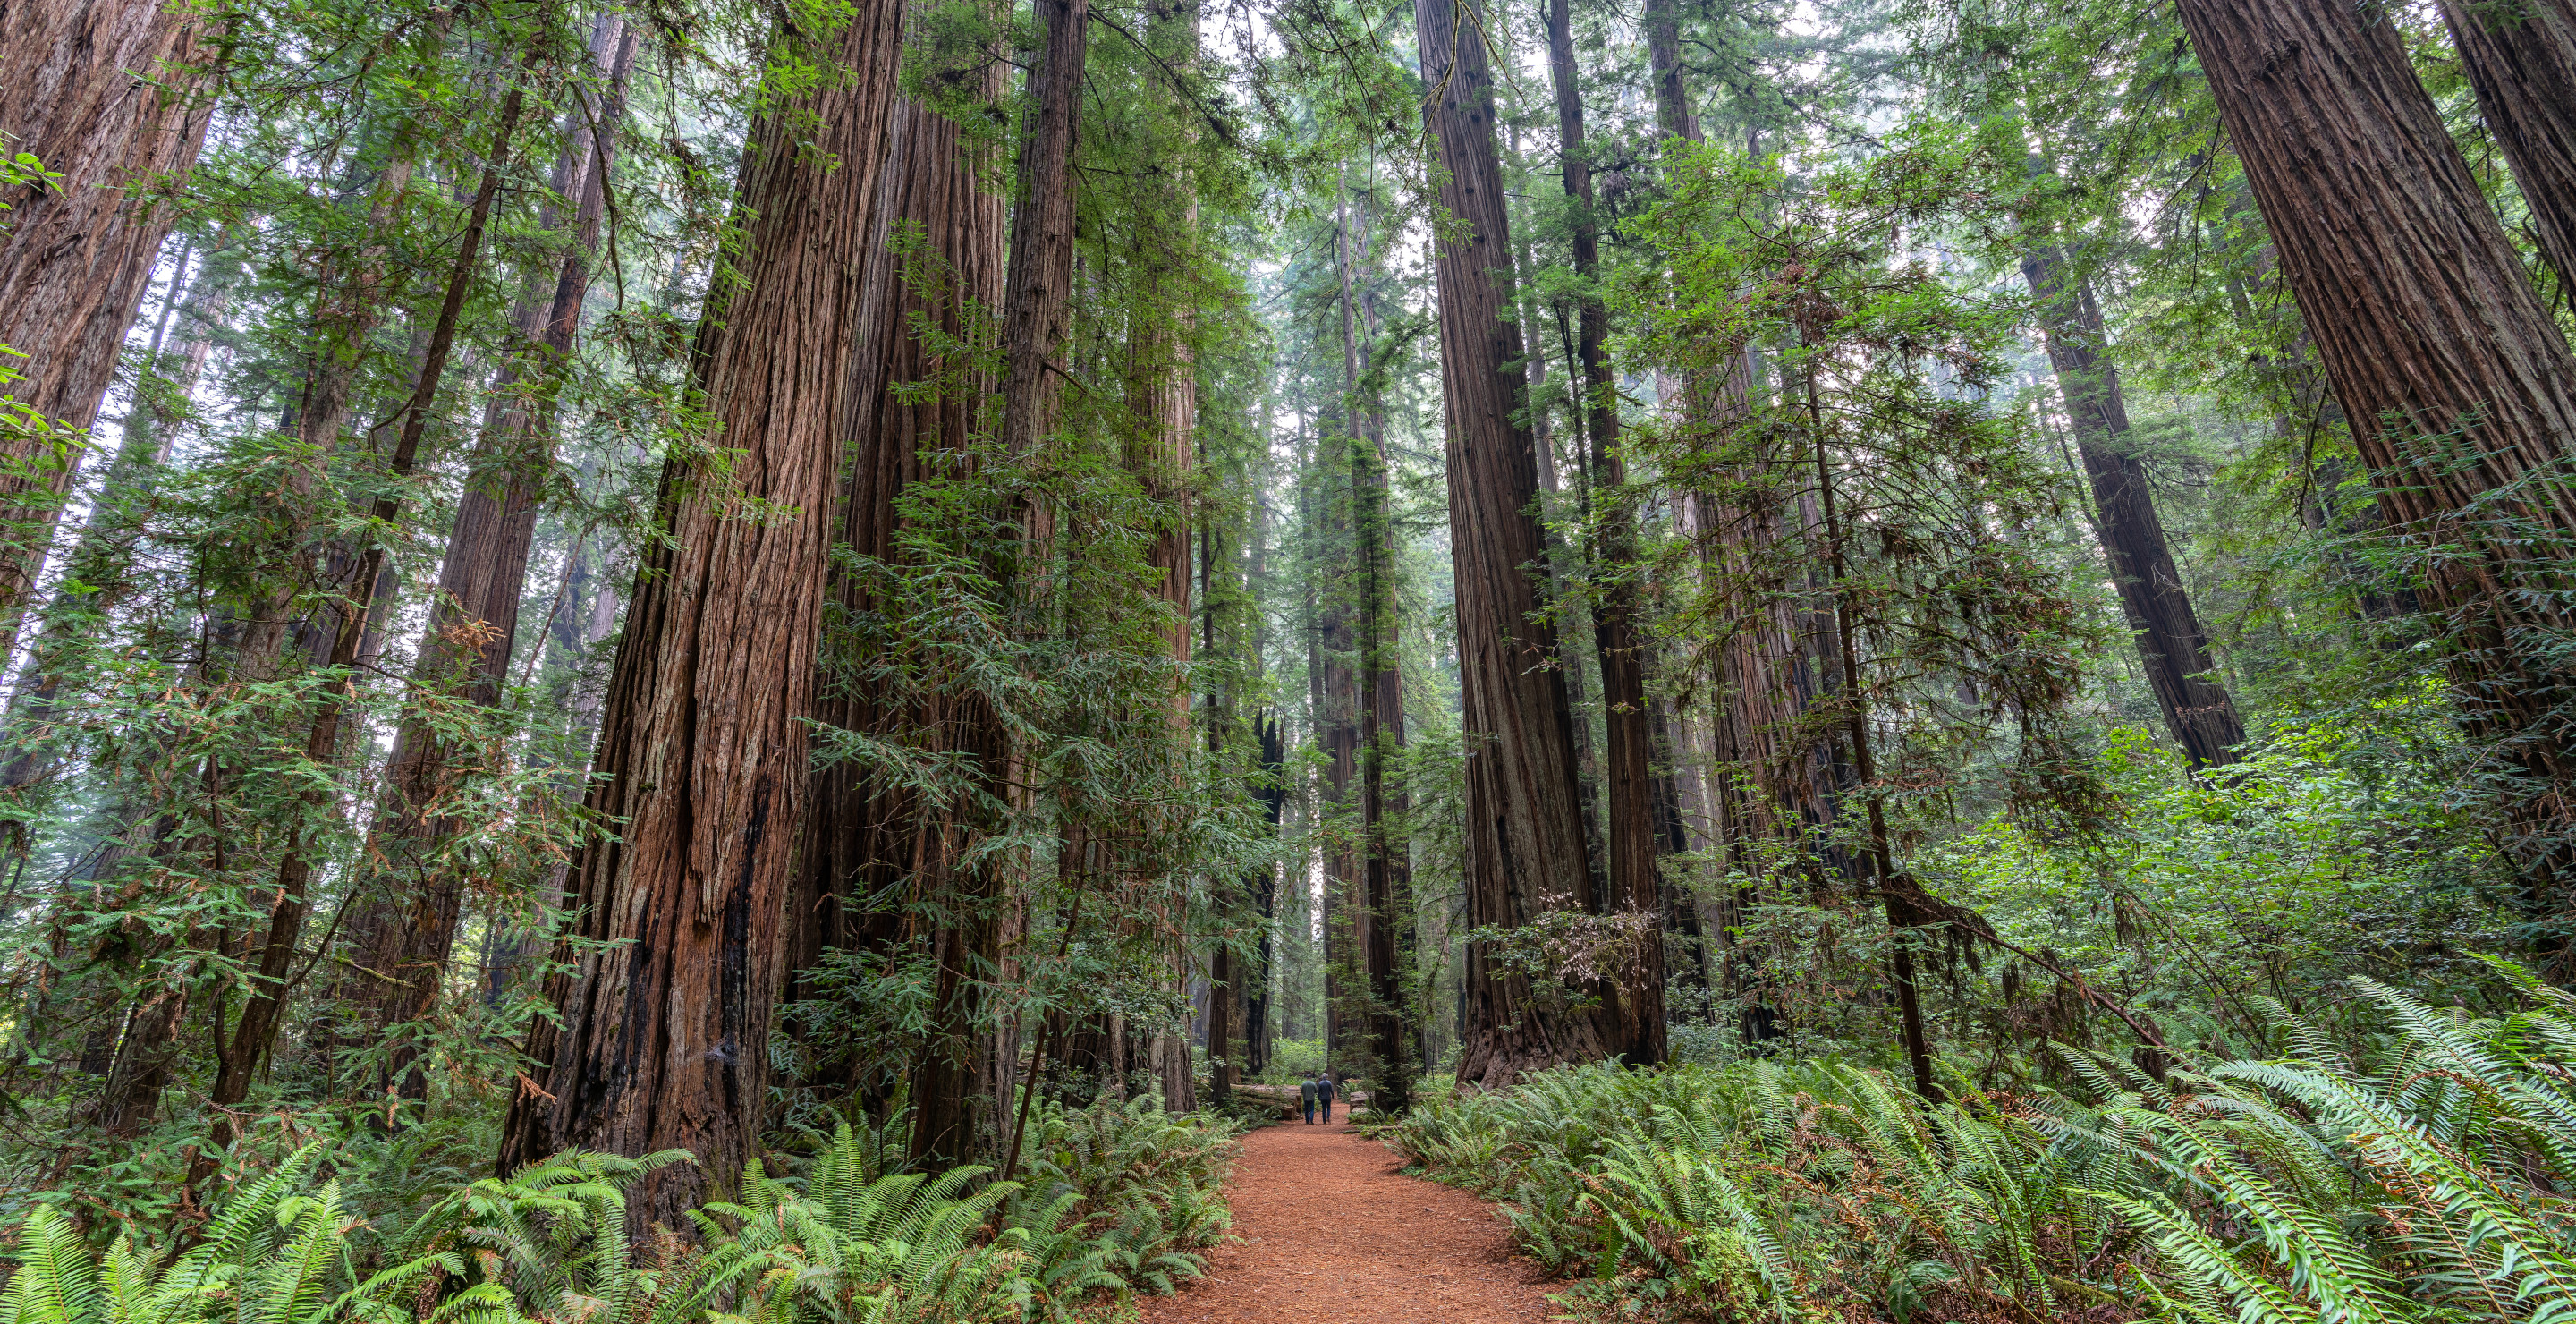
xmin=1135 ymin=0 xmax=1199 ymax=1116
xmin=2439 ymin=0 xmax=2576 ymax=295
xmin=1546 ymin=0 xmax=1663 ymax=1067
xmin=1418 ymin=0 xmax=1614 ymax=1091
xmin=2173 ymin=0 xmax=2576 ymax=940
xmin=499 ymin=1 xmax=901 ymax=1223
xmin=1334 ymin=182 xmax=1413 ymax=1107
xmin=0 ymin=0 xmax=214 ymax=658
xmin=793 ymin=20 xmax=1008 ymax=1165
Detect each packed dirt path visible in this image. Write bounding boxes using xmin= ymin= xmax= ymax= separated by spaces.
xmin=1137 ymin=1110 xmax=1563 ymax=1324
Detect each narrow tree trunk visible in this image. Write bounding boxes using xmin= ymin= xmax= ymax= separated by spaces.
xmin=497 ymin=2 xmax=900 ymax=1223
xmin=2173 ymin=0 xmax=2576 ymax=952
xmin=1248 ymin=715 xmax=1283 ymax=1074
xmin=1799 ymin=360 xmax=1937 ymax=1100
xmin=1546 ymin=0 xmax=1664 ymax=1066
xmin=200 ymin=81 xmax=534 ymax=1180
xmin=1334 ymin=179 xmax=1413 ymax=1108
xmin=2021 ymin=247 xmax=2244 ymax=768
xmin=1418 ymin=0 xmax=1614 ymax=1091
xmin=1137 ymin=0 xmax=1200 ymax=1116
xmin=345 ymin=13 xmax=641 ymax=1103
xmin=0 ymin=0 xmax=214 ymax=660
xmin=2438 ymin=0 xmax=2576 ymax=295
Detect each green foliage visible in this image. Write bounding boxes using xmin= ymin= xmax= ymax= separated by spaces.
xmin=4 ymin=1107 xmax=1235 ymax=1324
xmin=1385 ymin=975 xmax=2576 ymax=1321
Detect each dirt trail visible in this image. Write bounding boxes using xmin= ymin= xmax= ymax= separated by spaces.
xmin=1137 ymin=1111 xmax=1562 ymax=1324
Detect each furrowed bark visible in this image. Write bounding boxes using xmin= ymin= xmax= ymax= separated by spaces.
xmin=1417 ymin=0 xmax=1614 ymax=1091
xmin=798 ymin=9 xmax=1008 ymax=1166
xmin=1546 ymin=0 xmax=1663 ymax=1066
xmin=1136 ymin=0 xmax=1200 ymax=1117
xmin=2438 ymin=0 xmax=2576 ymax=295
xmin=0 ymin=0 xmax=215 ymax=660
xmin=2172 ymin=0 xmax=2576 ymax=957
xmin=499 ymin=0 xmax=901 ymax=1224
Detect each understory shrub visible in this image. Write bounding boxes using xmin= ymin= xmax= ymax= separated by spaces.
xmin=0 ymin=1099 xmax=1238 ymax=1324
xmin=1380 ymin=973 xmax=2576 ymax=1323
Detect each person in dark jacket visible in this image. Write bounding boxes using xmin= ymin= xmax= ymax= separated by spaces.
xmin=1298 ymin=1074 xmax=1318 ymax=1124
xmin=1316 ymin=1073 xmax=1338 ymax=1124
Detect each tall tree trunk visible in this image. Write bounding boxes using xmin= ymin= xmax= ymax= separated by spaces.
xmin=1205 ymin=522 xmax=1233 ymax=1106
xmin=1248 ymin=714 xmax=1283 ymax=1074
xmin=0 ymin=0 xmax=214 ymax=660
xmin=1418 ymin=0 xmax=1614 ymax=1091
xmin=1335 ymin=178 xmax=1413 ymax=1108
xmin=344 ymin=13 xmax=641 ymax=1103
xmin=201 ymin=79 xmax=534 ymax=1182
xmin=2438 ymin=0 xmax=2576 ymax=296
xmin=2020 ymin=247 xmax=2244 ymax=768
xmin=997 ymin=0 xmax=1089 ymax=509
xmin=801 ymin=9 xmax=1009 ymax=1167
xmin=1546 ymin=0 xmax=1664 ymax=1067
xmin=1644 ymin=0 xmax=1797 ymax=1044
xmin=498 ymin=2 xmax=901 ymax=1223
xmin=2173 ymin=0 xmax=2576 ymax=955
xmin=1643 ymin=0 xmax=1699 ymax=144
xmin=1137 ymin=0 xmax=1199 ymax=1116
xmin=1798 ymin=361 xmax=1937 ymax=1100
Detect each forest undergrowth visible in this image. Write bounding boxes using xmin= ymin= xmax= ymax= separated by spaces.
xmin=1384 ymin=976 xmax=2576 ymax=1324
xmin=0 ymin=1100 xmax=1238 ymax=1324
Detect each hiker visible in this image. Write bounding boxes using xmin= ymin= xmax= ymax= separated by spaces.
xmin=1299 ymin=1073 xmax=1318 ymax=1124
xmin=1316 ymin=1072 xmax=1338 ymax=1124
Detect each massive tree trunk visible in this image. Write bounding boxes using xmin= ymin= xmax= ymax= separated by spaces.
xmin=2173 ymin=0 xmax=2576 ymax=953
xmin=796 ymin=20 xmax=1010 ymax=1167
xmin=1418 ymin=0 xmax=1614 ymax=1091
xmin=498 ymin=0 xmax=900 ymax=1222
xmin=1546 ymin=0 xmax=1664 ymax=1067
xmin=344 ymin=13 xmax=641 ymax=1102
xmin=2438 ymin=0 xmax=2576 ymax=296
xmin=2020 ymin=247 xmax=2244 ymax=769
xmin=1642 ymin=1 xmax=1802 ymax=1043
xmin=0 ymin=0 xmax=214 ymax=660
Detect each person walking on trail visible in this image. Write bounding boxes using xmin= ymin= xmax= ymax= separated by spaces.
xmin=1316 ymin=1073 xmax=1338 ymax=1124
xmin=1299 ymin=1074 xmax=1318 ymax=1124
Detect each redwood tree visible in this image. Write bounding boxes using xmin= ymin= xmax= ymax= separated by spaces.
xmin=2437 ymin=0 xmax=2576 ymax=296
xmin=0 ymin=0 xmax=213 ymax=658
xmin=1417 ymin=0 xmax=1614 ymax=1091
xmin=2020 ymin=245 xmax=2244 ymax=768
xmin=499 ymin=0 xmax=901 ymax=1223
xmin=1333 ymin=179 xmax=1413 ymax=1104
xmin=1546 ymin=0 xmax=1664 ymax=1066
xmin=802 ymin=27 xmax=1011 ymax=1166
xmin=2172 ymin=0 xmax=2576 ymax=950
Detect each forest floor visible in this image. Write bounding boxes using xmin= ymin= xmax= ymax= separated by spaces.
xmin=1135 ymin=1112 xmax=1563 ymax=1324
